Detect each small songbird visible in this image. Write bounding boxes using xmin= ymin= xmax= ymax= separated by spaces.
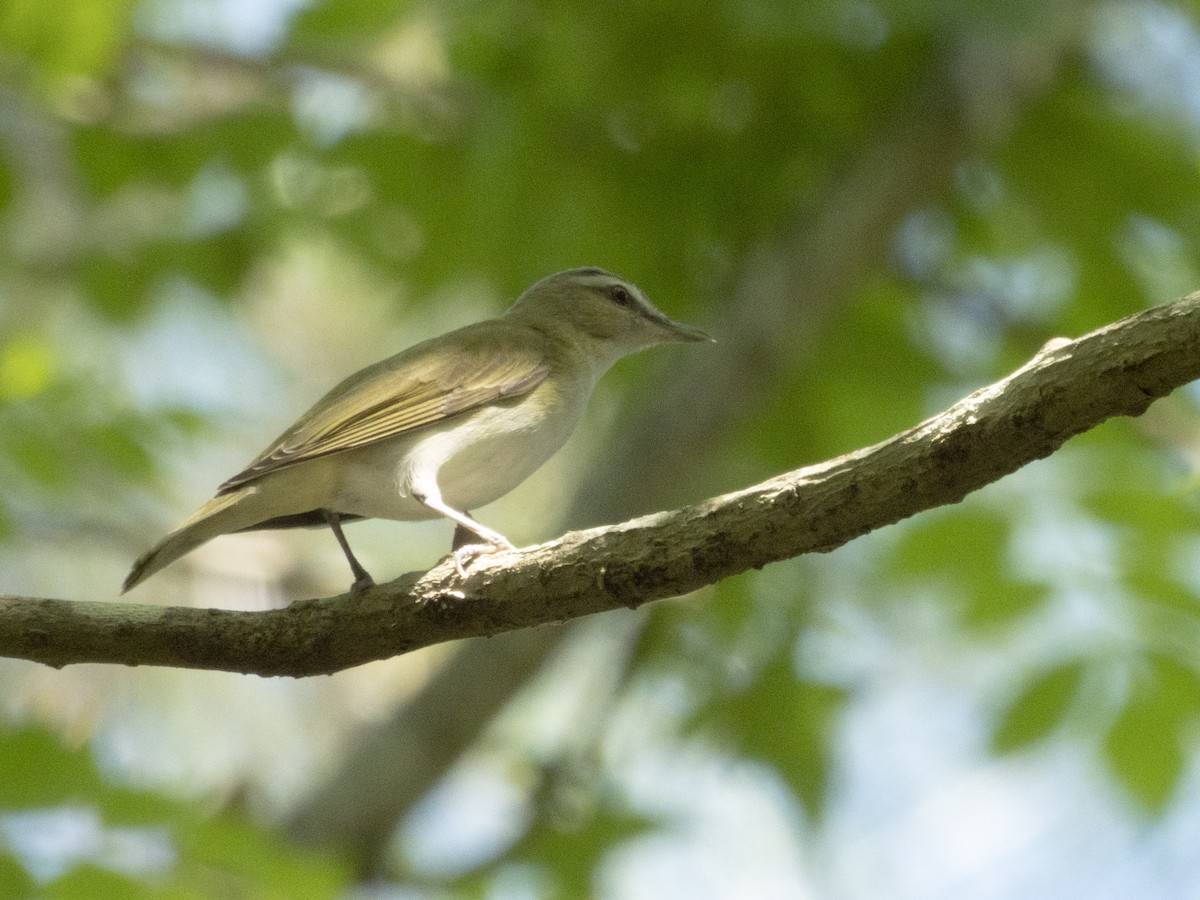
xmin=123 ymin=268 xmax=712 ymax=593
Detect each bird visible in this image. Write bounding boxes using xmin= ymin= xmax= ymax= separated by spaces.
xmin=123 ymin=267 xmax=712 ymax=593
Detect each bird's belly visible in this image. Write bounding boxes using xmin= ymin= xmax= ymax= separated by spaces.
xmin=332 ymin=457 xmax=435 ymax=520
xmin=435 ymin=427 xmax=553 ymax=510
xmin=330 ymin=397 xmax=579 ymax=520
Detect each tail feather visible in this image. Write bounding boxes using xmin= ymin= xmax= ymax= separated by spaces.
xmin=123 ymin=490 xmax=258 ymax=592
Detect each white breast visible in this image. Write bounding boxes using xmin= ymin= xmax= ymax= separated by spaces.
xmin=327 ymin=374 xmax=593 ymax=521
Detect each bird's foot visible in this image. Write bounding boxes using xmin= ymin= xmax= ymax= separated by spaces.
xmin=452 ymin=538 xmax=516 ymax=578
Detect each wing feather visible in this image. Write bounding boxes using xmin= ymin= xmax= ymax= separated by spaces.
xmin=218 ymin=324 xmax=550 ymax=494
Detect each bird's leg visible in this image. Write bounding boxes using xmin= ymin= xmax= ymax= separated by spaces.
xmin=321 ymin=509 xmax=375 ymax=592
xmin=412 ymin=490 xmax=515 ymax=576
xmin=452 ymin=515 xmax=478 ymax=551
xmin=412 ymin=490 xmax=514 ymax=548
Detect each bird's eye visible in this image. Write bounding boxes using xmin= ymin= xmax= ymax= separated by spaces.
xmin=609 ymin=285 xmax=633 ymax=306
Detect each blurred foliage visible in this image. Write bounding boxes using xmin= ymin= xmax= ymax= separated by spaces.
xmin=0 ymin=727 xmax=350 ymax=897
xmin=3 ymin=0 xmax=1200 ymax=894
xmin=694 ymin=650 xmax=849 ymax=818
xmin=888 ymin=505 xmax=1050 ymax=629
xmin=1102 ymin=653 xmax=1200 ymax=813
xmin=0 ymin=0 xmax=135 ymax=88
xmin=992 ymin=657 xmax=1086 ymax=753
xmin=460 ymin=805 xmax=656 ymax=899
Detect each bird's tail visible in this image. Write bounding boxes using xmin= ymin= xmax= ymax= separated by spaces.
xmin=123 ymin=490 xmax=258 ymax=592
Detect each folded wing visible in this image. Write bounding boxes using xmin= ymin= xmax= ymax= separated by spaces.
xmin=218 ymin=325 xmax=550 ymax=494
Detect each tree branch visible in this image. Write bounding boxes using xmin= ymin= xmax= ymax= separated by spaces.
xmin=3 ymin=293 xmax=1198 ymax=676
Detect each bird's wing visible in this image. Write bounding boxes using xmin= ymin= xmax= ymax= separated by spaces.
xmin=218 ymin=325 xmax=550 ymax=494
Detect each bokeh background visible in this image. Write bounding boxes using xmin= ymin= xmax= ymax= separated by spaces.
xmin=5 ymin=0 xmax=1200 ymax=897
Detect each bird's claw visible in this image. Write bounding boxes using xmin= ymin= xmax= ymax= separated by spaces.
xmin=452 ymin=539 xmax=516 ymax=577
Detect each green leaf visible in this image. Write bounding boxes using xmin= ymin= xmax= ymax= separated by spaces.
xmin=178 ymin=816 xmax=349 ymax=900
xmin=0 ymin=336 xmax=57 ymax=401
xmin=0 ymin=728 xmax=103 ymax=807
xmin=7 ymin=430 xmax=70 ymax=487
xmin=81 ymin=422 xmax=153 ymax=479
xmin=173 ymin=230 xmax=256 ymax=298
xmin=0 ymin=0 xmax=135 ymax=87
xmin=964 ymin=579 xmax=1048 ymax=628
xmin=74 ymin=115 xmax=295 ymax=196
xmin=0 ymin=728 xmax=349 ymax=895
xmin=1103 ymin=656 xmax=1200 ymax=813
xmin=0 ymin=854 xmax=34 ymax=899
xmin=0 ymin=728 xmax=176 ymax=824
xmin=891 ymin=507 xmax=1009 ymax=579
xmin=288 ymin=0 xmax=412 ymax=45
xmin=992 ymin=659 xmax=1085 ymax=753
xmin=888 ymin=506 xmax=1050 ymax=628
xmin=1083 ymin=485 xmax=1200 ymax=536
xmin=477 ymin=809 xmax=654 ymax=898
xmin=696 ymin=651 xmax=848 ymax=818
xmin=754 ymin=279 xmax=937 ymax=464
xmin=80 ymin=252 xmax=157 ymax=320
xmin=1126 ymin=565 xmax=1200 ymax=618
xmin=42 ymin=864 xmax=159 ymax=900
xmin=1001 ymin=75 xmax=1199 ymax=327
xmin=1104 ymin=691 xmax=1185 ymax=814
xmin=0 ymin=158 xmax=13 ymax=213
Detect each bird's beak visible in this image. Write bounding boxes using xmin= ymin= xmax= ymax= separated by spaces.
xmin=655 ymin=315 xmax=715 ymax=343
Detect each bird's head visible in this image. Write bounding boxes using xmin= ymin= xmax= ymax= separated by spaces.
xmin=506 ymin=268 xmax=712 ymax=360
